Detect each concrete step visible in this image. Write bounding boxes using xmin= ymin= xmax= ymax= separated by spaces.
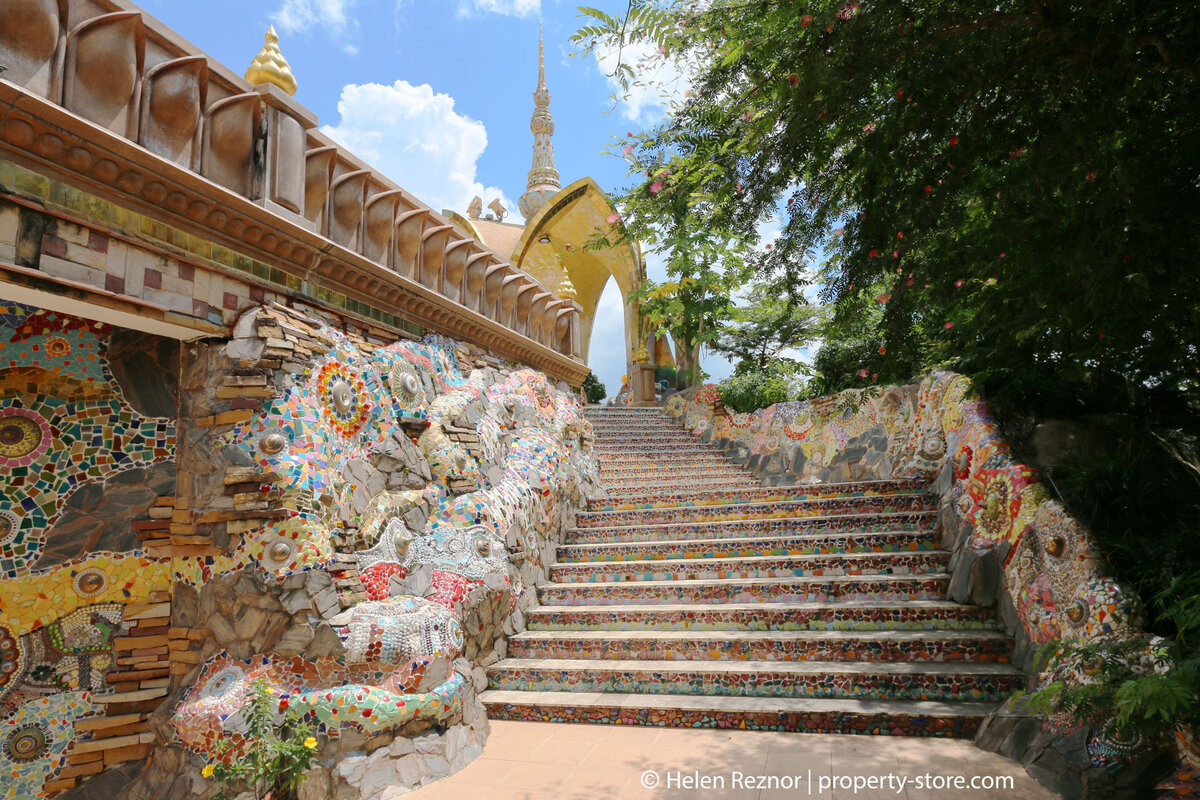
xmin=479 ymin=690 xmax=995 ymax=736
xmin=548 ymin=551 xmax=949 ymax=583
xmin=587 ymin=479 xmax=929 ymax=512
xmin=537 ymin=573 xmax=951 ymax=606
xmin=487 ymin=658 xmax=1024 ymax=702
xmin=507 ymin=629 xmax=1012 ymax=662
xmin=525 ymin=601 xmax=1001 ymax=632
xmin=576 ymin=494 xmax=935 ymax=529
xmin=557 ymin=528 xmax=938 ymax=563
xmin=565 ymin=510 xmax=935 ymax=545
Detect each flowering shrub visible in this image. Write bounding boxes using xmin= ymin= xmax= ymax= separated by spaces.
xmin=202 ymin=678 xmax=320 ymax=800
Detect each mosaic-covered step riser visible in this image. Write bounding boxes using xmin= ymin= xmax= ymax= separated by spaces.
xmin=481 ymin=700 xmax=985 ymax=737
xmin=586 ymin=479 xmax=930 ymax=512
xmin=597 ymin=467 xmax=756 ymax=485
xmin=565 ymin=511 xmax=936 ymax=545
xmin=595 ymin=441 xmax=718 ymax=452
xmin=525 ymin=602 xmax=1001 ymax=632
xmin=547 ymin=551 xmax=949 ymax=584
xmin=486 ymin=664 xmax=1022 ymax=702
xmin=507 ymin=632 xmax=1012 ymax=663
xmin=537 ymin=575 xmax=951 ymax=606
xmin=575 ymin=494 xmax=935 ymax=529
xmin=597 ymin=457 xmax=742 ymax=474
xmin=557 ymin=529 xmax=938 ymax=563
xmin=603 ymin=479 xmax=760 ymax=496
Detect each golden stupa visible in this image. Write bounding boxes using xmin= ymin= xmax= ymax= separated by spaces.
xmin=245 ymin=26 xmax=298 ymax=96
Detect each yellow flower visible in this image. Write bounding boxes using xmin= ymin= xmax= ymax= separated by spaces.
xmin=202 ymin=764 xmax=215 ymax=779
xmin=304 ymin=737 xmax=318 ymax=750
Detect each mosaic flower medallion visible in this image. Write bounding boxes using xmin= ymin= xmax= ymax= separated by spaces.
xmin=3 ymin=722 xmax=50 ymax=763
xmin=0 ymin=408 xmax=52 ymax=467
xmin=44 ymin=337 xmax=71 ymax=358
xmin=317 ymin=361 xmax=371 ymax=436
xmin=0 ymin=509 xmax=18 ymax=546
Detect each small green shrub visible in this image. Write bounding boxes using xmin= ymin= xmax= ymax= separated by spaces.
xmin=202 ymin=678 xmax=320 ymax=800
xmin=581 ymin=373 xmax=607 ymax=404
xmin=717 ymin=363 xmax=800 ymax=413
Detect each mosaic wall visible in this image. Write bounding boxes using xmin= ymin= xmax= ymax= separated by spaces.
xmin=0 ymin=300 xmax=601 ymax=799
xmin=665 ymin=374 xmax=1199 ymax=792
xmin=0 ymin=302 xmax=177 ymax=799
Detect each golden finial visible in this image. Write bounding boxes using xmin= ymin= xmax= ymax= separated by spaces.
xmin=245 ymin=26 xmax=298 ymax=96
xmin=632 ymin=345 xmax=650 ymax=364
xmin=558 ymin=271 xmax=577 ymax=301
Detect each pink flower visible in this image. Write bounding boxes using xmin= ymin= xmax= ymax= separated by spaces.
xmin=788 ymin=73 xmax=799 ymax=87
xmin=892 ymin=250 xmax=899 ymax=258
xmin=858 ymin=368 xmax=870 ymax=378
xmin=944 ymin=321 xmax=955 ymax=329
xmin=878 ymin=346 xmax=887 ymax=355
xmin=954 ymin=279 xmax=963 ymax=288
xmin=999 ymin=252 xmax=1007 ymax=258
xmin=896 ymin=231 xmax=904 ymax=239
xmin=863 ymin=123 xmax=876 ymax=134
xmin=949 ymin=137 xmax=960 ymax=146
xmin=924 ymin=185 xmax=932 ymax=193
xmin=1085 ymin=171 xmax=1097 ymax=181
xmin=875 ymin=292 xmax=890 ymax=304
xmin=607 ymin=213 xmax=621 ymax=225
xmin=622 ymin=146 xmax=633 ymax=156
xmin=627 ymin=131 xmax=633 ymax=137
xmin=869 ymin=250 xmax=879 ymax=259
xmin=649 ymin=181 xmax=665 ymax=195
xmin=801 ymin=14 xmax=813 ymax=26
xmin=906 ymin=274 xmax=914 ymax=286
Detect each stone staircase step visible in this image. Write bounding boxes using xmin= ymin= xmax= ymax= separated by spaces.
xmin=587 ymin=478 xmax=929 ymax=512
xmin=507 ymin=629 xmax=1011 ymax=662
xmin=557 ymin=529 xmax=938 ymax=563
xmin=565 ymin=510 xmax=935 ymax=544
xmin=548 ymin=551 xmax=949 ymax=583
xmin=576 ymin=493 xmax=934 ymax=529
xmin=538 ymin=573 xmax=951 ymax=606
xmin=525 ymin=601 xmax=1000 ymax=632
xmin=487 ymin=658 xmax=1024 ymax=702
xmin=604 ymin=479 xmax=761 ymax=495
xmin=479 ymin=690 xmax=995 ymax=736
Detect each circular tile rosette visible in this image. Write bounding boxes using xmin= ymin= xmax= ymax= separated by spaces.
xmin=316 ymin=361 xmax=372 ymax=437
xmin=0 ymin=509 xmax=19 ymax=547
xmin=2 ymin=722 xmax=50 ymax=763
xmin=0 ymin=408 xmax=52 ymax=467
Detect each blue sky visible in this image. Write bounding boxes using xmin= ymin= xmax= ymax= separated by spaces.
xmin=141 ymin=0 xmax=742 ymax=398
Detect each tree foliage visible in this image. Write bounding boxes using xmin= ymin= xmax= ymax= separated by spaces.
xmin=575 ymin=0 xmax=1200 ymax=406
xmin=710 ymin=282 xmax=822 ymax=372
xmin=582 ymin=372 xmax=608 ymax=404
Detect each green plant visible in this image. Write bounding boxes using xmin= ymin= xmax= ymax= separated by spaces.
xmin=581 ymin=373 xmax=607 ymax=404
xmin=202 ymin=678 xmax=320 ymax=800
xmin=717 ymin=361 xmax=801 ymax=413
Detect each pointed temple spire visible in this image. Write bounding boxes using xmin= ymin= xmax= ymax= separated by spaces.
xmin=244 ymin=26 xmax=298 ymax=96
xmin=518 ymin=24 xmax=561 ymax=221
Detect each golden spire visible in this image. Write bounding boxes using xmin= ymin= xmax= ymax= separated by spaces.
xmin=245 ymin=26 xmax=298 ymax=96
xmin=518 ymin=23 xmax=561 ymax=221
xmin=558 ymin=271 xmax=577 ymax=301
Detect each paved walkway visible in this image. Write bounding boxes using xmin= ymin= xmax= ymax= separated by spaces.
xmin=407 ymin=721 xmax=1060 ymax=800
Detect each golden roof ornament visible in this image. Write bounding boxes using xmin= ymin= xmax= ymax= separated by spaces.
xmin=558 ymin=272 xmax=577 ymax=301
xmin=245 ymin=26 xmax=298 ymax=96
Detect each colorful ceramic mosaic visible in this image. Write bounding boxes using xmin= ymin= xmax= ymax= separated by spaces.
xmin=171 ymin=313 xmax=597 ymax=767
xmin=0 ymin=302 xmax=178 ymax=799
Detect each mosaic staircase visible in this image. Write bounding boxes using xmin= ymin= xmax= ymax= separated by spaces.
xmin=481 ymin=407 xmax=1020 ymax=736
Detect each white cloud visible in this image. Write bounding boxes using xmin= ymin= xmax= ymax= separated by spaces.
xmin=320 ymin=80 xmax=514 ymax=218
xmin=459 ymin=0 xmax=540 ymax=17
xmin=272 ymin=0 xmax=354 ymax=35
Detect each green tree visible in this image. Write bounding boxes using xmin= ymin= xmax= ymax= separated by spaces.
xmin=710 ymin=282 xmax=821 ymax=372
xmin=582 ymin=372 xmax=607 ymax=403
xmin=575 ymin=0 xmax=1200 ymax=405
